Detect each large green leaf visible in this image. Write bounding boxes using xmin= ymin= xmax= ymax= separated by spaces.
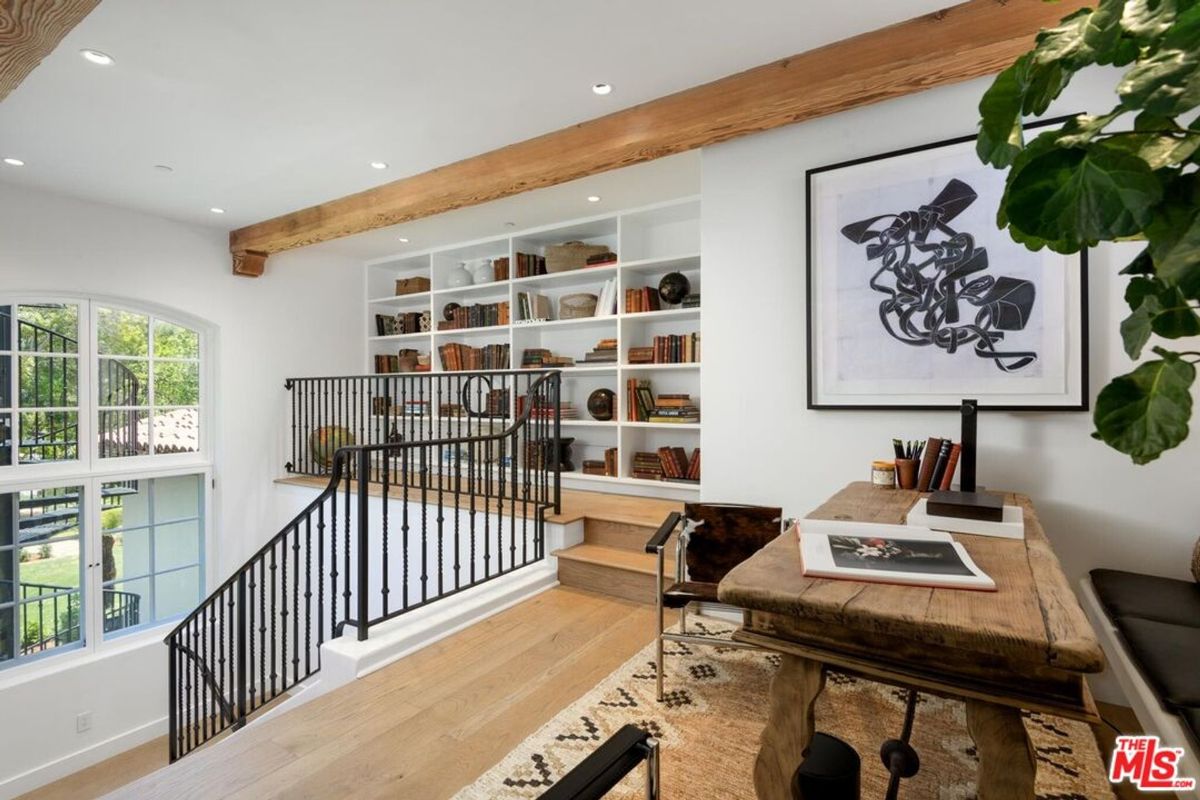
xmin=977 ymin=54 xmax=1071 ymax=167
xmin=1121 ymin=279 xmax=1200 ymax=356
xmin=1120 ymin=248 xmax=1157 ymax=275
xmin=1118 ymin=48 xmax=1200 ymax=115
xmin=1121 ymin=294 xmax=1160 ymax=357
xmin=1093 ymin=352 xmax=1196 ymax=464
xmin=1121 ymin=0 xmax=1182 ymax=41
xmin=1035 ymin=2 xmax=1128 ymax=67
xmin=1099 ymin=131 xmax=1200 ymax=168
xmin=1004 ymin=145 xmax=1163 ymax=251
xmin=1146 ymin=177 xmax=1200 ymax=296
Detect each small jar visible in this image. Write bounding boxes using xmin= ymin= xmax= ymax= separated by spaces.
xmin=871 ymin=460 xmax=896 ymax=489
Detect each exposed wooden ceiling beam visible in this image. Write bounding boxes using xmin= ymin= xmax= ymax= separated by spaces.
xmin=0 ymin=0 xmax=102 ymax=103
xmin=230 ymin=0 xmax=1089 ymax=275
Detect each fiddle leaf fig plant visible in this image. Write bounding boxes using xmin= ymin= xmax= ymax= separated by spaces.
xmin=978 ymin=0 xmax=1200 ymax=464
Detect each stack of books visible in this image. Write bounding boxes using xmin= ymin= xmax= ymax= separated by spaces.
xmin=625 ymin=287 xmax=661 ymax=313
xmin=625 ymin=379 xmax=655 ymax=422
xmin=375 ymin=311 xmax=426 ymax=336
xmin=515 ymin=252 xmax=547 ymax=278
xmin=594 ymin=278 xmax=618 ymax=317
xmin=492 ymin=257 xmax=510 ymax=281
xmin=516 ymin=292 xmax=553 ymax=323
xmin=649 ymin=394 xmax=699 ymax=423
xmin=632 ymin=451 xmax=664 ymax=481
xmin=437 ymin=343 xmax=510 ymax=371
xmin=682 ymin=293 xmax=701 ymax=309
xmin=439 ymin=403 xmax=464 ymax=417
xmin=658 ymin=447 xmax=700 ymax=483
xmin=582 ymin=339 xmax=618 ymax=364
xmin=521 ymin=348 xmax=575 ymax=368
xmin=373 ymin=349 xmax=426 ymax=374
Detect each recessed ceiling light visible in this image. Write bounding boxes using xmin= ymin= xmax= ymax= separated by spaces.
xmin=397 ymin=237 xmax=410 ymax=243
xmin=587 ymin=195 xmax=601 ymax=203
xmin=154 ymin=164 xmax=174 ymax=173
xmin=592 ymin=83 xmax=612 ymax=96
xmin=3 ymin=157 xmax=25 ymax=167
xmin=210 ymin=207 xmax=225 ymax=214
xmin=80 ymin=49 xmax=114 ymax=66
xmin=370 ymin=161 xmax=389 ymax=170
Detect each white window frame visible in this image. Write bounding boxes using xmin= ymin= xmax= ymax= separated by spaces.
xmin=0 ymin=293 xmax=215 ymax=677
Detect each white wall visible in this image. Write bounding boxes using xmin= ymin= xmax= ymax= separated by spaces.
xmin=700 ymin=69 xmax=1199 ymax=701
xmin=0 ymin=183 xmax=362 ymax=795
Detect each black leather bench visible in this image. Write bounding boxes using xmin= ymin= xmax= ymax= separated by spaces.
xmin=1090 ymin=560 xmax=1200 ymax=748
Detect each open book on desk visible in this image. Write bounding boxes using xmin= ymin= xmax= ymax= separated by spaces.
xmin=795 ymin=519 xmax=996 ymax=591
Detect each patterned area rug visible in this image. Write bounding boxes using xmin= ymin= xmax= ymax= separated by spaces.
xmin=453 ymin=618 xmax=1114 ymax=800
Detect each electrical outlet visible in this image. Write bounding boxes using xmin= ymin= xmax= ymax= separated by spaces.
xmin=76 ymin=712 xmax=92 ymax=733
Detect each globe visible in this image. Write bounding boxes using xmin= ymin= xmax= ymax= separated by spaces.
xmin=658 ymin=272 xmax=691 ymax=305
xmin=310 ymin=426 xmax=355 ymax=469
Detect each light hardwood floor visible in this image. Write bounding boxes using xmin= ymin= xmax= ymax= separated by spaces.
xmin=73 ymin=587 xmax=655 ymax=799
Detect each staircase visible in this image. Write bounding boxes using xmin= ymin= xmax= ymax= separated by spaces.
xmin=165 ymin=369 xmax=563 ymax=762
xmin=554 ymin=500 xmax=682 ymax=604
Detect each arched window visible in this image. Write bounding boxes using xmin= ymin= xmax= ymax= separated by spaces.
xmin=0 ymin=297 xmax=210 ymax=670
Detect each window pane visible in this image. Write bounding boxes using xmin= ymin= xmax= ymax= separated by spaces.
xmin=19 ymin=355 xmax=78 ymax=407
xmin=155 ymin=520 xmax=201 ymax=572
xmin=19 ymin=589 xmax=83 ymax=655
xmin=0 ymin=305 xmax=11 ymax=351
xmin=154 ymin=566 xmax=200 ymax=620
xmin=103 ymin=582 xmax=143 ymax=636
xmin=18 ymin=411 xmax=78 ymax=463
xmin=17 ymin=304 xmax=78 ymax=353
xmin=1 ymin=551 xmax=13 ymax=603
xmin=0 ymin=493 xmax=11 ymax=548
xmin=0 ymin=413 xmax=10 ymax=467
xmin=103 ymin=529 xmax=150 ymax=582
xmin=154 ymin=320 xmax=199 ymax=359
xmin=100 ymin=480 xmax=148 ymax=531
xmin=0 ymin=353 xmax=10 ymax=407
xmin=98 ymin=408 xmax=149 ymax=458
xmin=97 ymin=308 xmax=149 ymax=357
xmin=149 ymin=408 xmax=199 ymax=454
xmin=154 ymin=361 xmax=199 ymax=406
xmin=19 ymin=538 xmax=82 ymax=591
xmin=155 ymin=474 xmax=202 ymax=522
xmin=98 ymin=358 xmax=147 ymax=406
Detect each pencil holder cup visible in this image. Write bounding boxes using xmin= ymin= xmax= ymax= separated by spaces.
xmin=895 ymin=458 xmax=919 ymax=490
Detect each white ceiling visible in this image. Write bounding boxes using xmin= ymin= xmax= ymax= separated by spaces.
xmin=0 ymin=0 xmax=949 ymax=240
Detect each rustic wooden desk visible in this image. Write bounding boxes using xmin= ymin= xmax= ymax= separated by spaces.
xmin=717 ymin=482 xmax=1104 ymax=800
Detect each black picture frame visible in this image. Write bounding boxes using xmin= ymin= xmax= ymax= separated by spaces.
xmin=805 ymin=121 xmax=1089 ymax=412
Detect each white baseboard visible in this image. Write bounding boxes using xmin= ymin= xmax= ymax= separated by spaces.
xmin=0 ymin=716 xmax=166 ymax=800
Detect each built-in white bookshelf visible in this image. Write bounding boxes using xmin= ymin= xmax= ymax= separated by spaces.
xmin=363 ymin=197 xmax=701 ymax=496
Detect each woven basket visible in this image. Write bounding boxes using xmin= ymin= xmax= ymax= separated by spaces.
xmin=545 ymin=241 xmax=610 ymax=273
xmin=560 ymin=293 xmax=598 ymax=319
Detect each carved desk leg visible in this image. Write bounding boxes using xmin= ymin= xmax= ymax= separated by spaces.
xmin=966 ymin=699 xmax=1036 ymax=800
xmin=754 ymin=654 xmax=825 ymax=800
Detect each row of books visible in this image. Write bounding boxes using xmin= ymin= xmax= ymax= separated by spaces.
xmin=437 ymin=343 xmax=510 ymax=371
xmin=917 ymin=437 xmax=963 ymax=492
xmin=625 ymin=287 xmax=661 ymax=314
xmin=626 ymin=379 xmax=655 ymax=422
xmin=515 ymin=252 xmax=547 ymax=278
xmin=628 ymin=333 xmax=700 ymax=364
xmin=373 ymin=351 xmax=430 ymax=374
xmin=649 ymin=393 xmax=699 ymax=424
xmin=582 ymin=447 xmax=619 ymax=477
xmin=517 ymin=399 xmax=579 ymax=420
xmin=438 ymin=301 xmax=510 ymax=331
xmin=593 ymin=278 xmax=618 ymax=317
xmin=374 ymin=311 xmax=426 ymax=337
xmin=493 ymin=256 xmax=510 ymax=282
xmin=583 ymin=338 xmax=618 ymax=364
xmin=521 ymin=348 xmax=575 ymax=368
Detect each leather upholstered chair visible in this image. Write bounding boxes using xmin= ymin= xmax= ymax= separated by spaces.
xmin=644 ymin=503 xmax=783 ymax=701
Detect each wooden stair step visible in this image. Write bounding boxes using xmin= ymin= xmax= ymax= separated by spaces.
xmin=553 ymin=543 xmax=674 ymax=605
xmin=583 ymin=517 xmax=675 ymax=555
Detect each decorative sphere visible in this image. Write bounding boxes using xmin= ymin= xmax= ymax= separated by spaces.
xmin=443 ymin=302 xmax=461 ymax=321
xmin=658 ymin=272 xmax=691 ymax=305
xmin=587 ymin=388 xmax=615 ymax=421
xmin=310 ymin=426 xmax=355 ymax=469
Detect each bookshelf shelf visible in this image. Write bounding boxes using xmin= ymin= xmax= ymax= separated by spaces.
xmin=364 ymin=195 xmax=702 ymax=498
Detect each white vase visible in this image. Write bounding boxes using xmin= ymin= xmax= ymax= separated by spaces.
xmin=446 ymin=262 xmax=472 ymax=288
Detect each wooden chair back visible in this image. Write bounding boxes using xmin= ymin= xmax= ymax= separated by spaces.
xmin=682 ymin=503 xmax=783 ymax=584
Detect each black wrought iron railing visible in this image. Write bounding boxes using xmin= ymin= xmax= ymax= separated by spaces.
xmin=165 ymin=370 xmax=561 ymax=762
xmin=17 ymin=581 xmax=142 ymax=654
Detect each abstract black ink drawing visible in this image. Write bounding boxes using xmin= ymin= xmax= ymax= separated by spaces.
xmin=839 ymin=178 xmax=1037 ymax=372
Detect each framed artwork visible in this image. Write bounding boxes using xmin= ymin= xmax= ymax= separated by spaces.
xmin=805 ymin=125 xmax=1088 ymax=411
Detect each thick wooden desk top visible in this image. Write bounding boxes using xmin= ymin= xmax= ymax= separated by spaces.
xmin=718 ymin=482 xmax=1104 ymax=711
